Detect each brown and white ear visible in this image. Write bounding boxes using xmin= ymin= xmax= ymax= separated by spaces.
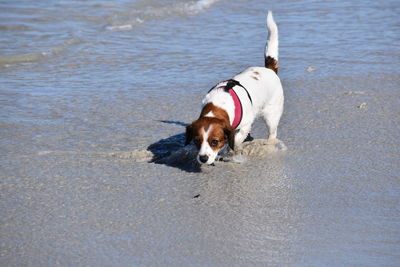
xmin=224 ymin=127 xmax=235 ymax=150
xmin=185 ymin=124 xmax=194 ymax=145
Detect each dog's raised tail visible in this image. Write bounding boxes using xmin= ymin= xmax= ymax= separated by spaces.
xmin=265 ymin=11 xmax=279 ymax=74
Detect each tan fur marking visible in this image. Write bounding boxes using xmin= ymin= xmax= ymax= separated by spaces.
xmin=207 ymin=126 xmax=226 ymax=151
xmin=265 ymin=56 xmax=279 ymax=74
xmin=200 ymin=103 xmax=230 ymax=123
xmin=251 ymin=71 xmax=260 ymax=80
xmin=187 ymin=103 xmax=234 ymax=151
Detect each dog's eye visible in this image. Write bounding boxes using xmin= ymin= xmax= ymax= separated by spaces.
xmin=210 ymin=140 xmax=219 ymax=147
xmin=193 ymin=139 xmax=200 ymax=146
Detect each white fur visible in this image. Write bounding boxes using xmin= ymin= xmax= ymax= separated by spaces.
xmin=202 ymin=82 xmax=235 ymax=125
xmin=197 ymin=126 xmax=218 ymax=165
xmin=266 ymin=11 xmax=278 ymax=60
xmin=204 ymin=67 xmax=283 ymax=150
xmin=197 ymin=12 xmax=283 ymax=165
xmin=204 ymin=111 xmax=215 ymax=117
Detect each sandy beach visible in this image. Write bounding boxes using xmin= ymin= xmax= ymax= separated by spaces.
xmin=1 ymin=0 xmax=399 ymax=265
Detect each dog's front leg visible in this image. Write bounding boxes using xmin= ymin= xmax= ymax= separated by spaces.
xmin=234 ymin=125 xmax=251 ymax=149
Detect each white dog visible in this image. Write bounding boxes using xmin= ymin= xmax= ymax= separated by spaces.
xmin=185 ymin=11 xmax=284 ymax=165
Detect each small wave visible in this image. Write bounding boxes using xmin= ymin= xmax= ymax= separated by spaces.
xmin=113 ymin=138 xmax=286 ymax=167
xmin=187 ymin=0 xmax=218 ymax=12
xmin=0 ymin=24 xmax=32 ymax=31
xmin=106 ymin=19 xmax=143 ymax=31
xmin=109 ymin=150 xmax=154 ymax=162
xmin=0 ymin=38 xmax=82 ymax=66
xmin=106 ymin=0 xmax=219 ymax=31
xmin=106 ymin=24 xmax=133 ymax=31
xmin=234 ymin=139 xmax=287 ymax=156
xmin=36 ymin=138 xmax=286 ymax=173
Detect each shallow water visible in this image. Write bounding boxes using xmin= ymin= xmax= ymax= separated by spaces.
xmin=1 ymin=0 xmax=400 ymax=265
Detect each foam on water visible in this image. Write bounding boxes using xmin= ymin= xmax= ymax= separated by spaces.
xmin=106 ymin=0 xmax=219 ymax=31
xmin=0 ymin=38 xmax=83 ymax=67
xmin=233 ymin=139 xmax=287 ymax=156
xmin=188 ymin=0 xmax=218 ymax=11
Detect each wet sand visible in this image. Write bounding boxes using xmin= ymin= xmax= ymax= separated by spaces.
xmin=1 ymin=0 xmax=400 ymax=265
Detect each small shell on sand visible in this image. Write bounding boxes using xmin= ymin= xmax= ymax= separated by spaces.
xmin=345 ymin=91 xmax=365 ymax=96
xmin=306 ymin=66 xmax=316 ymax=72
xmin=358 ymin=102 xmax=367 ymax=110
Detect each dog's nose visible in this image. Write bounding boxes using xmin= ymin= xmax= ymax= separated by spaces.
xmin=199 ymin=155 xmax=209 ymax=163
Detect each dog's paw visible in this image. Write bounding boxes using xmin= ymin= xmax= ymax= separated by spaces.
xmin=231 ymin=154 xmax=247 ymax=163
xmin=266 ymin=138 xmax=279 ymax=145
xmin=275 ymin=140 xmax=287 ymax=151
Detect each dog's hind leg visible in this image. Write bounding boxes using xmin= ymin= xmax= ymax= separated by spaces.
xmin=262 ymin=104 xmax=283 ymax=144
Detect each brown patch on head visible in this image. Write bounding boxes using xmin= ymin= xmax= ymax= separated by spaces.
xmin=265 ymin=56 xmax=279 ymax=74
xmin=186 ymin=117 xmax=211 ymax=149
xmin=206 ymin=124 xmax=228 ymax=151
xmin=200 ymin=103 xmax=230 ymax=122
xmin=185 ymin=117 xmax=235 ymax=150
xmin=186 ymin=102 xmax=235 ymax=150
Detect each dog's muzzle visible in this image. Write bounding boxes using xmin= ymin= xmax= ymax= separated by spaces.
xmin=198 ymin=155 xmax=209 ymax=164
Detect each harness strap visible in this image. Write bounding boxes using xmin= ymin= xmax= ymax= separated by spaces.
xmin=224 ymin=79 xmax=253 ymax=104
xmin=228 ymin=88 xmax=242 ymax=129
xmin=207 ymin=79 xmax=252 ymax=129
xmin=207 ymin=79 xmax=253 ymax=104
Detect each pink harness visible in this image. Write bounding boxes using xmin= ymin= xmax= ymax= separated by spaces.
xmin=211 ymin=79 xmax=252 ymax=129
xmin=216 ymin=85 xmax=243 ymax=129
xmin=229 ymin=89 xmax=243 ymax=129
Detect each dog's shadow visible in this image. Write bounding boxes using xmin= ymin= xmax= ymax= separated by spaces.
xmin=146 ymin=121 xmax=276 ymax=173
xmin=147 ymin=121 xmax=201 ymax=173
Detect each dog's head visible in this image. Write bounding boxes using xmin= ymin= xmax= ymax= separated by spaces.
xmin=185 ymin=117 xmax=235 ymax=165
